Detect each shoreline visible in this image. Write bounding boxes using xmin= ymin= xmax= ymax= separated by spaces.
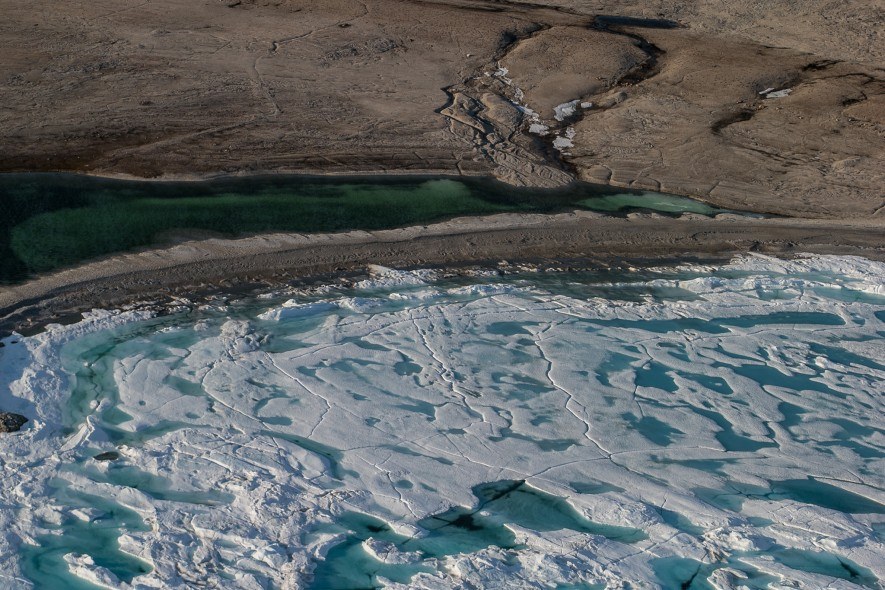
xmin=0 ymin=166 xmax=489 ymax=185
xmin=2 ymin=209 xmax=883 ymax=337
xmin=2 ymin=2 xmax=882 ymax=587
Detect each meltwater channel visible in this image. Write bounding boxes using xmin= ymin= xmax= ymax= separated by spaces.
xmin=0 ymin=254 xmax=883 ymax=589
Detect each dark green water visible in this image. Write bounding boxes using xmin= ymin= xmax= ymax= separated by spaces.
xmin=0 ymin=173 xmax=733 ymax=284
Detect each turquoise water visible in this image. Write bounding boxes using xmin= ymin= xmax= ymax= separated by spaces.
xmin=19 ymin=479 xmax=153 ymax=590
xmin=652 ymin=548 xmax=879 ymax=589
xmin=577 ymin=192 xmax=724 ymax=215
xmin=309 ymin=481 xmax=645 ymax=589
xmin=5 ymin=257 xmax=884 ymax=589
xmin=0 ymin=173 xmax=742 ymax=283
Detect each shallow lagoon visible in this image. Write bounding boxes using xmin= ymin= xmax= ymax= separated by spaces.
xmin=0 ymin=254 xmax=883 ymax=589
xmin=0 ymin=173 xmax=737 ymax=283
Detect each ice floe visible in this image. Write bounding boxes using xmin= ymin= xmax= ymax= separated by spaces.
xmin=0 ymin=254 xmax=883 ymax=589
xmin=553 ymin=126 xmax=577 ymax=151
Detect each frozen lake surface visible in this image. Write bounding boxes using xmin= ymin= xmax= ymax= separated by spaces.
xmin=1 ymin=254 xmax=883 ymax=589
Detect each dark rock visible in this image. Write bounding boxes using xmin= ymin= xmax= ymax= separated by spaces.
xmin=0 ymin=412 xmax=28 ymax=433
xmin=93 ymin=451 xmax=121 ymax=462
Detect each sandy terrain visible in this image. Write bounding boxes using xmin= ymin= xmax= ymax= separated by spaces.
xmin=1 ymin=0 xmax=882 ymax=215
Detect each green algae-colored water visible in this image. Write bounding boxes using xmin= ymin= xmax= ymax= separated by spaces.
xmin=0 ymin=173 xmax=734 ymax=284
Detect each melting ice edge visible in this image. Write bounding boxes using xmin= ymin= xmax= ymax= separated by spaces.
xmin=0 ymin=254 xmax=883 ymax=589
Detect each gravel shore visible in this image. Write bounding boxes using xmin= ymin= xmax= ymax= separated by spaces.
xmin=2 ymin=210 xmax=882 ymax=336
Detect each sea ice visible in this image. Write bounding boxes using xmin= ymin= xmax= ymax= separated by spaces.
xmin=1 ymin=254 xmax=883 ymax=589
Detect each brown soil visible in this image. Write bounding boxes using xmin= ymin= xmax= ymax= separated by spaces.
xmin=1 ymin=0 xmax=881 ymax=215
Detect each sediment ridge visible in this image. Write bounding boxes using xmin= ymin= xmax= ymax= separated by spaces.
xmin=2 ymin=209 xmax=882 ymax=336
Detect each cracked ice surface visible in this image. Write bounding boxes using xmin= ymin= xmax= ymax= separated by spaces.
xmin=1 ymin=254 xmax=884 ymax=589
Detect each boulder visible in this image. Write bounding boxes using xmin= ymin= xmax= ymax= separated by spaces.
xmin=0 ymin=412 xmax=28 ymax=433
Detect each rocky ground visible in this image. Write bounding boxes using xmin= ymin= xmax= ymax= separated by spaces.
xmin=0 ymin=412 xmax=27 ymax=433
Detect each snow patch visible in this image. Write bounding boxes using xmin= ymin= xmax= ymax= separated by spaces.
xmin=553 ymin=100 xmax=580 ymax=121
xmin=760 ymin=87 xmax=792 ymax=99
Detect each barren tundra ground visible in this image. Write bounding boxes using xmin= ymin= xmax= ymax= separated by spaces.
xmin=1 ymin=0 xmax=882 ymax=217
